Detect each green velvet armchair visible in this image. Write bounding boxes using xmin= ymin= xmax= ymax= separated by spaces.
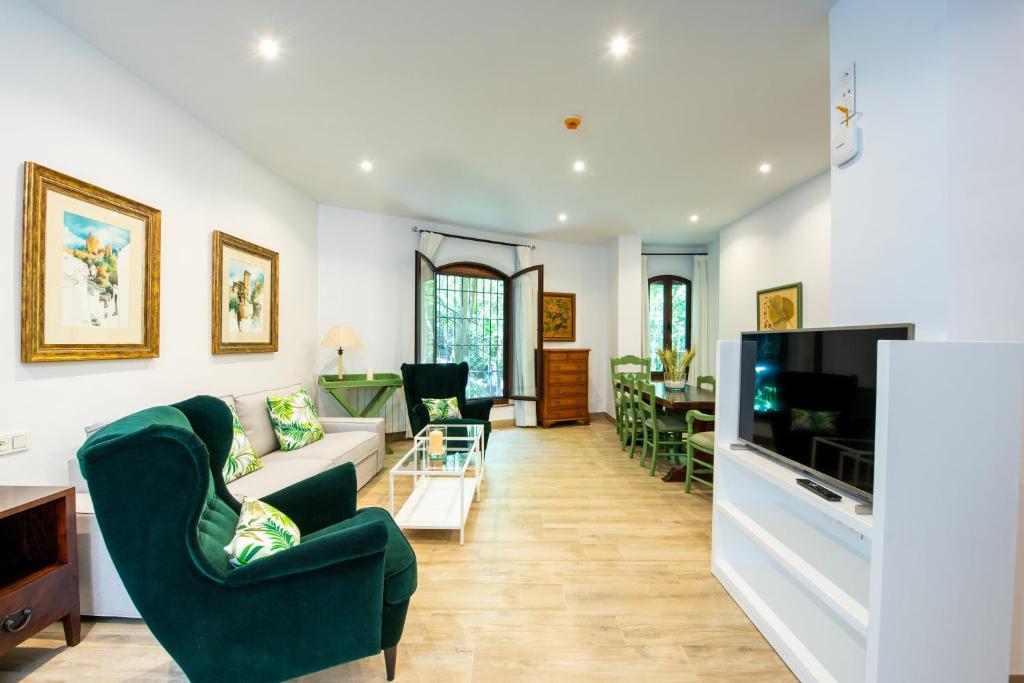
xmin=76 ymin=395 xmax=416 ymax=682
xmin=400 ymin=362 xmax=493 ymax=444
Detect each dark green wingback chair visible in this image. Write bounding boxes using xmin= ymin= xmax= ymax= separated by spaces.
xmin=76 ymin=395 xmax=416 ymax=682
xmin=400 ymin=362 xmax=493 ymax=444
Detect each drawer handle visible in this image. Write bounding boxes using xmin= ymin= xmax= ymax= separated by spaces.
xmin=2 ymin=606 xmax=32 ymax=633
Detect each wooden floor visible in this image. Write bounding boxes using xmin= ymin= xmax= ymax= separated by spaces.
xmin=1 ymin=421 xmax=794 ymax=682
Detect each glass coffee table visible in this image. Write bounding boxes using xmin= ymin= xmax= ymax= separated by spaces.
xmin=389 ymin=423 xmax=485 ymax=545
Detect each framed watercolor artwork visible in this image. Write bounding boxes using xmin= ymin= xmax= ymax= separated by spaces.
xmin=212 ymin=231 xmax=278 ymax=354
xmin=21 ymin=162 xmax=161 ymax=362
xmin=756 ymin=282 xmax=803 ymax=331
xmin=542 ymin=292 xmax=576 ymax=342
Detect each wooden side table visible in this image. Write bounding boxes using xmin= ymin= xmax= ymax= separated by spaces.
xmin=0 ymin=486 xmax=80 ymax=655
xmin=319 ymin=373 xmax=404 ymax=453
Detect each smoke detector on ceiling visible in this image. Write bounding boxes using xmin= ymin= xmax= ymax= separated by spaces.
xmin=563 ymin=115 xmax=582 ymax=131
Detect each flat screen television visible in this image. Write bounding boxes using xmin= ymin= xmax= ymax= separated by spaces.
xmin=738 ymin=324 xmax=914 ymax=501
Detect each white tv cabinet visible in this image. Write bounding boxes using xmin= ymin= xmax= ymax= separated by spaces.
xmin=711 ymin=340 xmax=1024 ymax=683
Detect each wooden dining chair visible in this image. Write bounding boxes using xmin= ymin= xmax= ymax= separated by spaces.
xmin=685 ymin=409 xmax=715 ymax=492
xmin=618 ymin=373 xmax=646 ymax=454
xmin=636 ymin=379 xmax=689 ymax=476
xmin=696 ymin=375 xmax=716 ymax=393
xmin=610 ymin=356 xmax=651 ymax=445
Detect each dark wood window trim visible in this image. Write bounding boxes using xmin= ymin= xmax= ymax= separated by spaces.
xmin=648 ymin=274 xmax=692 ymax=380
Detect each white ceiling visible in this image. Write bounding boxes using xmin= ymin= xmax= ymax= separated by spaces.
xmin=34 ymin=0 xmax=833 ymax=245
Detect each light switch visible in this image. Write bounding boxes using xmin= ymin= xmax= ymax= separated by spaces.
xmin=12 ymin=433 xmax=29 ymax=450
xmin=0 ymin=431 xmax=30 ymax=455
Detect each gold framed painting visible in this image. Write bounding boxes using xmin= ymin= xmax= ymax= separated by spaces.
xmin=542 ymin=292 xmax=576 ymax=342
xmin=757 ymin=282 xmax=803 ymax=331
xmin=212 ymin=231 xmax=278 ymax=354
xmin=21 ymin=162 xmax=161 ymax=362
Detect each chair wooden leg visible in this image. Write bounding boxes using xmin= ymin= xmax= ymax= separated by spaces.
xmin=685 ymin=442 xmax=695 ymax=493
xmin=649 ymin=431 xmax=660 ymax=476
xmin=384 ymin=645 xmax=398 ymax=681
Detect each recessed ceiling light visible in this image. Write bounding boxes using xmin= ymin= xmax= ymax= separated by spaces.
xmin=256 ymin=37 xmax=281 ymax=60
xmin=609 ymin=34 xmax=631 ymax=58
xmin=573 ymin=160 xmax=586 ymax=173
xmin=689 ymin=214 xmax=700 ymax=223
xmin=360 ymin=160 xmax=374 ymax=172
xmin=558 ymin=213 xmax=568 ymax=222
xmin=759 ymin=162 xmax=772 ymax=174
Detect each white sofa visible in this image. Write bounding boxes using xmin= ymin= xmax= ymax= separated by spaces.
xmin=70 ymin=383 xmax=385 ymax=618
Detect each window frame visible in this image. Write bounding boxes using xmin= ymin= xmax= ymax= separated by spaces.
xmin=648 ymin=274 xmax=693 ymax=380
xmin=431 ymin=261 xmax=511 ymax=403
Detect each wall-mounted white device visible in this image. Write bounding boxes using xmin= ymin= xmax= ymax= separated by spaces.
xmin=0 ymin=431 xmax=31 ymax=455
xmin=832 ymin=126 xmax=860 ymax=167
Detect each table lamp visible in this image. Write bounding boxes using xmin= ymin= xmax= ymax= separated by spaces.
xmin=320 ymin=326 xmax=361 ymax=379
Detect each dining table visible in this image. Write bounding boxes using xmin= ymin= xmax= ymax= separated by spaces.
xmin=622 ymin=380 xmax=717 ymax=482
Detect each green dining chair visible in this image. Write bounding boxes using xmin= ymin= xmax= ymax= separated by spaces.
xmin=696 ymin=375 xmax=716 ymax=393
xmin=685 ymin=409 xmax=716 ymax=492
xmin=617 ymin=373 xmax=644 ymax=453
xmin=610 ymin=355 xmax=651 ymax=441
xmin=636 ymin=379 xmax=689 ymax=476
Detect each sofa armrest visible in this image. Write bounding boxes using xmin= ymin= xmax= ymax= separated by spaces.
xmin=224 ymin=517 xmax=388 ymax=586
xmin=261 ymin=462 xmax=358 ymax=532
xmin=462 ymin=398 xmax=494 ymax=422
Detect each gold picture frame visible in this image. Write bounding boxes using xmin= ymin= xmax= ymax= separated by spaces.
xmin=21 ymin=162 xmax=161 ymax=362
xmin=212 ymin=231 xmax=279 ymax=354
xmin=543 ymin=292 xmax=576 ymax=342
xmin=756 ymin=282 xmax=803 ymax=331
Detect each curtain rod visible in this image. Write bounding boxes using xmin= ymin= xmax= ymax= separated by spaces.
xmin=642 ymin=251 xmax=708 ymax=256
xmin=412 ymin=226 xmax=535 ymax=250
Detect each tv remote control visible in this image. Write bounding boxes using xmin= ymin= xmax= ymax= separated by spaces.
xmin=796 ymin=478 xmax=841 ymax=502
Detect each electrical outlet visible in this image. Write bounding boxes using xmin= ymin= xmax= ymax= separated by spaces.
xmin=0 ymin=431 xmax=30 ymax=455
xmin=839 ymin=62 xmax=856 ymax=117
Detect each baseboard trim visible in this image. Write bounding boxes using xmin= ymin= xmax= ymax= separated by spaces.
xmin=1008 ymin=675 xmax=1024 ymax=682
xmin=593 ymin=412 xmax=615 ymax=424
xmin=491 ymin=419 xmax=515 ymax=429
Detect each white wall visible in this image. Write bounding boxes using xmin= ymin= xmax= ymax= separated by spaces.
xmin=317 ymin=206 xmax=611 ymax=418
xmin=0 ymin=0 xmax=319 ymax=485
xmin=717 ymin=173 xmax=831 ymax=340
xmin=829 ymin=0 xmax=1024 ymax=671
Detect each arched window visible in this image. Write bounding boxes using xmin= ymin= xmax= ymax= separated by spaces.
xmin=432 ymin=262 xmax=508 ymax=399
xmin=647 ymin=275 xmax=692 ymax=376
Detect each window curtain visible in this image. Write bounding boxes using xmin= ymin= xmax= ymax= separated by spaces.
xmin=512 ymin=246 xmax=538 ymax=427
xmin=418 ymin=230 xmax=443 ymax=261
xmin=692 ymin=254 xmax=714 ymax=384
xmin=640 ymin=255 xmax=650 ymax=362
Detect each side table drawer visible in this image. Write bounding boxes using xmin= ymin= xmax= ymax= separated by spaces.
xmin=0 ymin=565 xmax=72 ymax=654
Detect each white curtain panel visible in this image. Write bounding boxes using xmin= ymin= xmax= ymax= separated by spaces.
xmin=417 ymin=230 xmax=444 ymax=261
xmin=692 ymin=254 xmax=714 ymax=384
xmin=512 ymin=246 xmax=538 ymax=427
xmin=640 ymin=255 xmax=650 ymax=362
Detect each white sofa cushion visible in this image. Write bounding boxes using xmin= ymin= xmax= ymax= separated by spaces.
xmin=233 ymin=383 xmax=301 ymax=457
xmin=225 ymin=459 xmax=329 ymax=500
xmin=261 ymin=430 xmax=378 ymax=467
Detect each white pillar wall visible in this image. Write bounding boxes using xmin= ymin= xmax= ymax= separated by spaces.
xmin=829 ymin=0 xmax=1024 ymax=672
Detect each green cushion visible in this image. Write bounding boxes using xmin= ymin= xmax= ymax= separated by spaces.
xmin=306 ymin=507 xmax=416 ymax=605
xmin=422 ymin=397 xmax=461 ymax=420
xmin=223 ymin=403 xmax=263 ymax=483
xmin=267 ymin=387 xmax=325 ymax=451
xmin=690 ymin=430 xmax=715 ymax=452
xmin=224 ymin=498 xmax=301 ymax=567
xmin=646 ymin=414 xmax=688 ymax=433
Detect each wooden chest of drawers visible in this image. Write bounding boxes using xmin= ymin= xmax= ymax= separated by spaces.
xmin=539 ymin=349 xmax=591 ymax=428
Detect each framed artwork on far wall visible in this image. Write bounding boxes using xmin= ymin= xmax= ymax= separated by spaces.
xmin=212 ymin=231 xmax=278 ymax=354
xmin=757 ymin=282 xmax=803 ymax=331
xmin=21 ymin=162 xmax=161 ymax=362
xmin=542 ymin=291 xmax=576 ymax=342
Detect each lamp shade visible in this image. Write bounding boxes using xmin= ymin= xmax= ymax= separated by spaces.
xmin=320 ymin=326 xmax=361 ymax=348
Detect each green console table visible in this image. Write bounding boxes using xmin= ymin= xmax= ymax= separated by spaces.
xmin=318 ymin=373 xmax=403 ymax=454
